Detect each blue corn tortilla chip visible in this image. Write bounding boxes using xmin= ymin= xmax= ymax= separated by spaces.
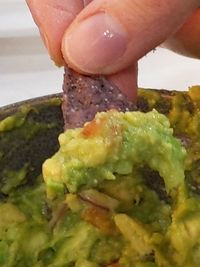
xmin=62 ymin=67 xmax=136 ymax=129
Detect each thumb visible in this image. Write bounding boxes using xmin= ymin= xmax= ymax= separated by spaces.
xmin=62 ymin=0 xmax=200 ymax=75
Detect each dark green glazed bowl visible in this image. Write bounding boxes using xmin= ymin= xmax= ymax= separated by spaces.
xmin=0 ymin=94 xmax=64 ymax=198
xmin=0 ymin=87 xmax=199 ymax=199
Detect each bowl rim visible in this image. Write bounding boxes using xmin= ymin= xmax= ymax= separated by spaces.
xmin=0 ymin=93 xmax=62 ymax=120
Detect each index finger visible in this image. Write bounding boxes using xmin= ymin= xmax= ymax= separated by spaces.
xmin=26 ymin=0 xmax=84 ymax=66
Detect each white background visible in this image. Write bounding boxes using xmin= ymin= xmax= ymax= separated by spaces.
xmin=0 ymin=0 xmax=200 ymax=107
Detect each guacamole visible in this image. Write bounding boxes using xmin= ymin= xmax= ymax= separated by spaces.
xmin=1 ymin=87 xmax=200 ymax=267
xmin=43 ymin=110 xmax=186 ymax=196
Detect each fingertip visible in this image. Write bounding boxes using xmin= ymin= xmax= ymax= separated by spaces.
xmin=108 ymin=65 xmax=138 ymax=102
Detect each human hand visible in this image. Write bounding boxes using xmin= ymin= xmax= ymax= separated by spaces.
xmin=26 ymin=0 xmax=200 ymax=100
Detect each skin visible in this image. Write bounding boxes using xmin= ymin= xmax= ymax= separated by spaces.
xmin=26 ymin=0 xmax=200 ymax=100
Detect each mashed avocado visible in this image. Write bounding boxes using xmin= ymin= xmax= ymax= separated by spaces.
xmin=43 ymin=110 xmax=186 ymax=196
xmin=1 ymin=87 xmax=200 ymax=267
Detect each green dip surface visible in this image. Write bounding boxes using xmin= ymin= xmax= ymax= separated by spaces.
xmin=1 ymin=87 xmax=200 ymax=267
xmin=43 ymin=110 xmax=186 ymax=196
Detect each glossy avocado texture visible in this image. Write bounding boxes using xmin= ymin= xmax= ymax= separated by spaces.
xmin=43 ymin=109 xmax=186 ymax=196
xmin=0 ymin=87 xmax=200 ymax=267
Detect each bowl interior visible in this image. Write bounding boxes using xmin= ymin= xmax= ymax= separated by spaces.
xmin=0 ymin=94 xmax=64 ymax=198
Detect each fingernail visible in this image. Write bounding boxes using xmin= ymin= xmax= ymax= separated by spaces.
xmin=63 ymin=12 xmax=128 ymax=73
